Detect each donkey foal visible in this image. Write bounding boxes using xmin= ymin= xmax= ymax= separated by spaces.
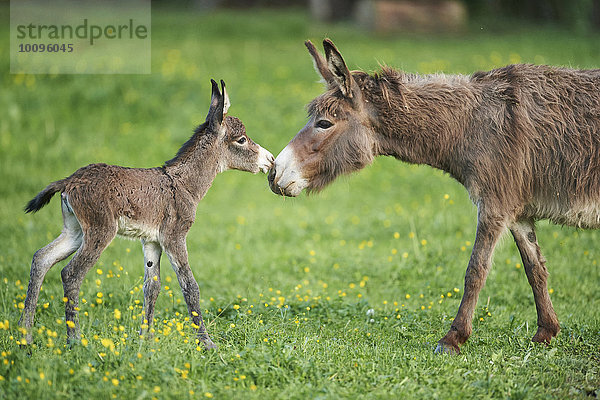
xmin=20 ymin=80 xmax=274 ymax=349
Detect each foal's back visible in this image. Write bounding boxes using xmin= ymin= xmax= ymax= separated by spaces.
xmin=61 ymin=163 xmax=171 ymax=234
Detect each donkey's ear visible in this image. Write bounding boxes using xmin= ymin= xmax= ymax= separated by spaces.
xmin=207 ymin=78 xmax=224 ymax=127
xmin=220 ymin=80 xmax=231 ymax=115
xmin=323 ymin=39 xmax=353 ymax=98
xmin=305 ymin=40 xmax=334 ymax=84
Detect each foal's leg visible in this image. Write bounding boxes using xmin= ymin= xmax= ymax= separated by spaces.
xmin=140 ymin=240 xmax=162 ymax=338
xmin=163 ymin=236 xmax=216 ymax=350
xmin=436 ymin=208 xmax=507 ymax=354
xmin=61 ymin=225 xmax=116 ymax=343
xmin=510 ymin=219 xmax=560 ymax=343
xmin=19 ymin=199 xmax=83 ymax=344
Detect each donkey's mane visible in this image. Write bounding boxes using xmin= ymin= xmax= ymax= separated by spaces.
xmin=372 ymin=65 xmax=470 ymax=87
xmin=306 ymin=67 xmax=408 ymax=118
xmin=307 ymin=65 xmax=473 ymax=120
xmin=372 ymin=66 xmax=408 ymax=87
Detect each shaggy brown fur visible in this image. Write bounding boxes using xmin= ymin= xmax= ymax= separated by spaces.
xmin=20 ymin=80 xmax=274 ymax=349
xmin=269 ymin=39 xmax=600 ymax=354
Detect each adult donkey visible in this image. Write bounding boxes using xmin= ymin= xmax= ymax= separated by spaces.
xmin=268 ymin=39 xmax=600 ymax=354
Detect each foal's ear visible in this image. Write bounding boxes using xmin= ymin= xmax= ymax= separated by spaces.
xmin=323 ymin=39 xmax=353 ymax=98
xmin=220 ymin=80 xmax=231 ymax=115
xmin=207 ymin=79 xmax=225 ymax=127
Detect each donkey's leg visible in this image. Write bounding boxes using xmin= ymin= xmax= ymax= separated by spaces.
xmin=436 ymin=209 xmax=506 ymax=354
xmin=510 ymin=219 xmax=560 ymax=343
xmin=140 ymin=240 xmax=162 ymax=338
xmin=61 ymin=226 xmax=116 ymax=343
xmin=19 ymin=200 xmax=83 ymax=344
xmin=163 ymin=237 xmax=216 ymax=350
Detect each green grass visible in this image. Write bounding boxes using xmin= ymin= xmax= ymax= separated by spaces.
xmin=1 ymin=6 xmax=600 ymax=399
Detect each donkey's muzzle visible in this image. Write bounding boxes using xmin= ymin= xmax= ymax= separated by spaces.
xmin=267 ymin=167 xmax=280 ymax=195
xmin=267 ymin=166 xmax=293 ymax=196
xmin=267 ymin=167 xmax=303 ymax=197
xmin=268 ymin=146 xmax=307 ymax=197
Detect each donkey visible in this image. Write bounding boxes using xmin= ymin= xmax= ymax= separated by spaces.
xmin=20 ymin=80 xmax=274 ymax=349
xmin=268 ymin=39 xmax=600 ymax=354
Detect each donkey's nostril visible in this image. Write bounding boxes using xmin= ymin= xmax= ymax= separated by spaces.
xmin=267 ymin=167 xmax=276 ymax=185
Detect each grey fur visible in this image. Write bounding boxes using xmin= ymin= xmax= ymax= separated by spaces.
xmin=20 ymin=80 xmax=274 ymax=349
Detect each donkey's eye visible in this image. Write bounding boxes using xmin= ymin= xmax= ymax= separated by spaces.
xmin=316 ymin=120 xmax=334 ymax=130
xmin=236 ymin=137 xmax=247 ymax=145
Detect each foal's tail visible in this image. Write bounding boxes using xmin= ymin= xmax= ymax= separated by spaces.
xmin=24 ymin=180 xmax=67 ymax=213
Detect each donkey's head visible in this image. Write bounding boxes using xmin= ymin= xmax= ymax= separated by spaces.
xmin=268 ymin=39 xmax=377 ymax=196
xmin=207 ymin=79 xmax=274 ymax=174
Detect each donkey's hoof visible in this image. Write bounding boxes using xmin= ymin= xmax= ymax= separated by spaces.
xmin=531 ymin=326 xmax=559 ymax=345
xmin=434 ymin=342 xmax=460 ymax=355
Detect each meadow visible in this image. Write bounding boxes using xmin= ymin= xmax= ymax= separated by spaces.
xmin=0 ymin=6 xmax=599 ymax=399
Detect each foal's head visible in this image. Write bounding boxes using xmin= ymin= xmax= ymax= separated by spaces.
xmin=207 ymin=79 xmax=274 ymax=174
xmin=268 ymin=39 xmax=377 ymax=196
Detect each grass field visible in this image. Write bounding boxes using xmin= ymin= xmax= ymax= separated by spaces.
xmin=1 ymin=6 xmax=600 ymax=399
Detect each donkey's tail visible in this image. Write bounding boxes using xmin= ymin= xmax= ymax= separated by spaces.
xmin=24 ymin=180 xmax=67 ymax=213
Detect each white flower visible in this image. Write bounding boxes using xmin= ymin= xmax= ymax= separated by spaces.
xmin=366 ymin=308 xmax=375 ymax=317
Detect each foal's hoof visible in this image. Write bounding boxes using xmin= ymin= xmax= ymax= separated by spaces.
xmin=197 ymin=335 xmax=217 ymax=351
xmin=202 ymin=340 xmax=218 ymax=351
xmin=434 ymin=342 xmax=460 ymax=355
xmin=19 ymin=344 xmax=33 ymax=357
xmin=66 ymin=338 xmax=82 ymax=348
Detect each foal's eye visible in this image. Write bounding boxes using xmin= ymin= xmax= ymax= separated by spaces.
xmin=236 ymin=137 xmax=247 ymax=145
xmin=315 ymin=120 xmax=334 ymax=130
